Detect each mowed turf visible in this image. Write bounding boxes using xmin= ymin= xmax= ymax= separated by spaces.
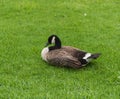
xmin=0 ymin=0 xmax=120 ymax=98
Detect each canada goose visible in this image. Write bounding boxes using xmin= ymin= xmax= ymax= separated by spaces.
xmin=41 ymin=35 xmax=101 ymax=69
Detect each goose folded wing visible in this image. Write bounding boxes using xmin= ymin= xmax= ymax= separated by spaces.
xmin=47 ymin=55 xmax=81 ymax=69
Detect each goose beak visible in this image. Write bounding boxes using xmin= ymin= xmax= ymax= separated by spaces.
xmin=45 ymin=42 xmax=49 ymax=47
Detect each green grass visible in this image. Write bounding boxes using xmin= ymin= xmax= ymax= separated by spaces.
xmin=0 ymin=0 xmax=120 ymax=98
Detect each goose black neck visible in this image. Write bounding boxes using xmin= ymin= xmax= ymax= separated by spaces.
xmin=55 ymin=37 xmax=61 ymax=48
xmin=49 ymin=37 xmax=61 ymax=51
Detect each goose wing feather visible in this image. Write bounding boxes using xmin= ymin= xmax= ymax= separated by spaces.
xmin=46 ymin=50 xmax=81 ymax=68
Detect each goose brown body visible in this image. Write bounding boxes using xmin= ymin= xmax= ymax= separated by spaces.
xmin=46 ymin=46 xmax=84 ymax=68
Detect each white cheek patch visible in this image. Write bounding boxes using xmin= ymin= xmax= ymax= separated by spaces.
xmin=83 ymin=53 xmax=91 ymax=62
xmin=41 ymin=47 xmax=49 ymax=62
xmin=51 ymin=36 xmax=55 ymax=44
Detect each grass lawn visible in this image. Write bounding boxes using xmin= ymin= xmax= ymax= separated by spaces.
xmin=0 ymin=0 xmax=120 ymax=98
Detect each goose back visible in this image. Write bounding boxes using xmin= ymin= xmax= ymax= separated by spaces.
xmin=46 ymin=47 xmax=82 ymax=68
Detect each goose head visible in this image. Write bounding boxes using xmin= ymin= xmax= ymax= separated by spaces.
xmin=45 ymin=35 xmax=61 ymax=50
xmin=41 ymin=35 xmax=61 ymax=61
